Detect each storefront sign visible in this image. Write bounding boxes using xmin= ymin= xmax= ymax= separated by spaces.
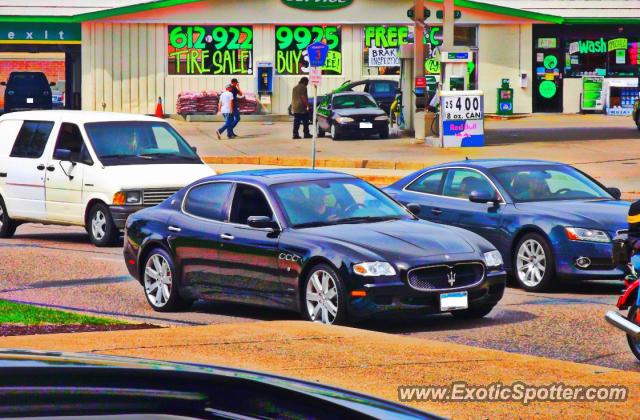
xmin=538 ymin=80 xmax=557 ymax=99
xmin=537 ymin=38 xmax=557 ymax=49
xmin=0 ymin=22 xmax=81 ymax=44
xmin=275 ymin=25 xmax=341 ymax=75
xmin=281 ymin=0 xmax=352 ymax=10
xmin=608 ymin=38 xmax=628 ymax=52
xmin=543 ymin=55 xmax=558 ymax=70
xmin=616 ymin=49 xmax=626 ymax=64
xmin=577 ymin=38 xmax=606 ymax=54
xmin=168 ymin=25 xmax=253 ymax=75
xmin=368 ymin=48 xmax=399 ymax=67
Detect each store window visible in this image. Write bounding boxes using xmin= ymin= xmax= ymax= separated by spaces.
xmin=563 ymin=37 xmax=639 ymax=78
xmin=362 ymin=25 xmax=477 ymax=85
xmin=168 ymin=25 xmax=254 ymax=75
xmin=275 ymin=25 xmax=342 ymax=75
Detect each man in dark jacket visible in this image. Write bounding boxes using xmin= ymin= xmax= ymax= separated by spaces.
xmin=291 ymin=77 xmax=311 ymax=140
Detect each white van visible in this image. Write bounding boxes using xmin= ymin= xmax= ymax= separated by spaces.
xmin=0 ymin=110 xmax=214 ymax=246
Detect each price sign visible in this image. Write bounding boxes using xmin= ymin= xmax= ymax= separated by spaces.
xmin=168 ymin=25 xmax=253 ymax=75
xmin=275 ymin=25 xmax=342 ymax=75
xmin=442 ymin=95 xmax=483 ymax=120
xmin=309 ymin=66 xmax=322 ymax=86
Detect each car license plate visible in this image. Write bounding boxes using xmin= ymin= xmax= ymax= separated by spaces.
xmin=359 ymin=122 xmax=373 ymax=129
xmin=440 ymin=291 xmax=468 ymax=311
xmin=26 ymin=98 xmax=34 ymax=104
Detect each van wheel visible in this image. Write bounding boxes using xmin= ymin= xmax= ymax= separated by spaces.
xmin=87 ymin=203 xmax=119 ymax=247
xmin=0 ymin=197 xmax=17 ymax=238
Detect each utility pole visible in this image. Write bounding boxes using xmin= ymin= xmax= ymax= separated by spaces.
xmin=414 ymin=0 xmax=425 ymax=80
xmin=442 ymin=0 xmax=455 ymax=50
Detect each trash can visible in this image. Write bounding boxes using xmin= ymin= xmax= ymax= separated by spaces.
xmin=497 ymin=79 xmax=513 ymax=115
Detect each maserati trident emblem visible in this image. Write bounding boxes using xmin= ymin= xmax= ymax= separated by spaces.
xmin=447 ymin=271 xmax=456 ymax=286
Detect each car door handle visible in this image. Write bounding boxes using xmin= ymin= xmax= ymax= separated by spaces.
xmin=168 ymin=226 xmax=182 ymax=233
xmin=431 ymin=208 xmax=443 ymax=216
xmin=46 ymin=165 xmax=55 ymax=172
xmin=36 ymin=164 xmax=45 ymax=171
xmin=220 ymin=233 xmax=235 ymax=241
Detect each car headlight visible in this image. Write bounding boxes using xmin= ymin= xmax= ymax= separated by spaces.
xmin=375 ymin=115 xmax=389 ymax=121
xmin=335 ymin=116 xmax=354 ymax=124
xmin=353 ymin=261 xmax=396 ymax=276
xmin=483 ymin=250 xmax=504 ymax=268
xmin=565 ymin=227 xmax=610 ymax=243
xmin=113 ymin=190 xmax=142 ymax=206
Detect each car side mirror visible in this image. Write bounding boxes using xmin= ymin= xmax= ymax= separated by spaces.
xmin=247 ymin=215 xmax=279 ymax=231
xmin=469 ymin=190 xmax=498 ymax=204
xmin=607 ymin=187 xmax=622 ymax=200
xmin=405 ymin=203 xmax=421 ymax=215
xmin=54 ymin=148 xmax=73 ymax=162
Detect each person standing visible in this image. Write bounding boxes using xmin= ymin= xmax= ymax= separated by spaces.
xmin=216 ymin=84 xmax=235 ymax=140
xmin=291 ymin=77 xmax=311 ymax=139
xmin=229 ymin=78 xmax=244 ymax=138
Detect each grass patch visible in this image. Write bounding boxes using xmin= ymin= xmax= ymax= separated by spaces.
xmin=0 ymin=300 xmax=123 ymax=326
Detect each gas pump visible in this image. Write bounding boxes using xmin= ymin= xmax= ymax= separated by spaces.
xmin=256 ymin=62 xmax=273 ymax=114
xmin=440 ymin=50 xmax=472 ymax=91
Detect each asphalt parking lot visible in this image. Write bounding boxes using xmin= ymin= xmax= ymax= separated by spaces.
xmin=2 ymin=223 xmax=637 ymax=372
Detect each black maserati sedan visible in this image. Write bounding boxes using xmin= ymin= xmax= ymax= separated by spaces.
xmin=123 ymin=169 xmax=506 ymax=324
xmin=0 ymin=349 xmax=436 ymax=418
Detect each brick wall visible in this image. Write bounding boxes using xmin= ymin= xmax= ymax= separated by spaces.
xmin=0 ymin=60 xmax=65 ymax=108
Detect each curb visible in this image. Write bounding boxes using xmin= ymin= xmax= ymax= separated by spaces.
xmin=203 ymin=156 xmax=427 ymax=171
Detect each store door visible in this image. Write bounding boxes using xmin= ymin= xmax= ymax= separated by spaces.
xmin=533 ymin=47 xmax=563 ymax=112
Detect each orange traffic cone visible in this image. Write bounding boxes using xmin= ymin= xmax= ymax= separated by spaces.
xmin=155 ymin=96 xmax=164 ymax=118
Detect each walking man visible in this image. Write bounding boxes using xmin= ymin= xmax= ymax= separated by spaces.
xmin=291 ymin=77 xmax=311 ymax=139
xmin=229 ymin=78 xmax=243 ymax=138
xmin=216 ymin=84 xmax=235 ymax=140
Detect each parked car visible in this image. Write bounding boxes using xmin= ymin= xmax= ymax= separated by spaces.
xmin=384 ymin=159 xmax=629 ymax=292
xmin=633 ymin=97 xmax=640 ymax=129
xmin=288 ymin=79 xmax=399 ymax=116
xmin=124 ymin=169 xmax=506 ymax=323
xmin=0 ymin=350 xmax=436 ymax=419
xmin=0 ymin=110 xmax=214 ymax=246
xmin=1 ymin=71 xmax=55 ymax=113
xmin=51 ymin=80 xmax=66 ymax=108
xmin=317 ymin=92 xmax=389 ymax=140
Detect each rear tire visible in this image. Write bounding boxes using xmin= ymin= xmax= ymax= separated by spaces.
xmin=317 ymin=125 xmax=325 ymax=137
xmin=143 ymin=248 xmax=193 ymax=312
xmin=0 ymin=196 xmax=17 ymax=238
xmin=451 ymin=305 xmax=495 ymax=319
xmin=87 ymin=203 xmax=119 ymax=247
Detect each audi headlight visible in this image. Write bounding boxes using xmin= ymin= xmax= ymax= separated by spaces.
xmin=565 ymin=227 xmax=610 ymax=243
xmin=353 ymin=261 xmax=396 ymax=277
xmin=375 ymin=115 xmax=389 ymax=121
xmin=113 ymin=190 xmax=142 ymax=206
xmin=483 ymin=250 xmax=503 ymax=268
xmin=335 ymin=116 xmax=354 ymax=124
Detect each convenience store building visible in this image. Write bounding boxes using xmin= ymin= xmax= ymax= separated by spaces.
xmin=3 ymin=0 xmax=640 ymax=115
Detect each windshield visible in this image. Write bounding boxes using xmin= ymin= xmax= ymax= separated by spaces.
xmin=84 ymin=121 xmax=199 ymax=165
xmin=332 ymin=94 xmax=378 ymax=109
xmin=491 ymin=165 xmax=612 ymax=202
xmin=272 ymin=178 xmax=410 ymax=228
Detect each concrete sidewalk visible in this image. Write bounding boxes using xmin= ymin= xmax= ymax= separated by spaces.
xmin=174 ymin=114 xmax=640 ymax=198
xmin=1 ymin=321 xmax=636 ymax=418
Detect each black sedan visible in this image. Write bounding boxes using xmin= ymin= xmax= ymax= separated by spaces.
xmin=317 ymin=92 xmax=390 ymax=140
xmin=124 ymin=169 xmax=506 ymax=324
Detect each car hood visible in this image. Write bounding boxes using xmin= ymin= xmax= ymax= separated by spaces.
xmin=302 ymin=219 xmax=479 ymax=259
xmin=99 ymin=163 xmax=214 ymax=190
xmin=515 ymin=199 xmax=630 ymax=232
xmin=334 ymin=108 xmax=385 ymax=117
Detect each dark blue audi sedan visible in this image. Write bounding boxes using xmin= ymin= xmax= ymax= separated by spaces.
xmin=384 ymin=160 xmax=630 ymax=292
xmin=123 ymin=169 xmax=506 ymax=324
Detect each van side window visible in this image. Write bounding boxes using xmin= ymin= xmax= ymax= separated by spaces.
xmin=53 ymin=123 xmax=91 ymax=164
xmin=9 ymin=121 xmax=54 ymax=159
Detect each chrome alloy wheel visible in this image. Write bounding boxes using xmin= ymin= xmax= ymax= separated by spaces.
xmin=144 ymin=254 xmax=173 ymax=308
xmin=91 ymin=210 xmax=107 ymax=241
xmin=516 ymin=239 xmax=547 ymax=287
xmin=306 ymin=270 xmax=339 ymax=324
xmin=0 ymin=204 xmax=4 ymax=230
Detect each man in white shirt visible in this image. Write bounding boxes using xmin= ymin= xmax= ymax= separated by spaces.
xmin=216 ymin=84 xmax=235 ymax=140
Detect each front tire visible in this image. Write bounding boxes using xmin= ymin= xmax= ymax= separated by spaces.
xmin=379 ymin=126 xmax=389 ymax=139
xmin=143 ymin=248 xmax=193 ymax=312
xmin=514 ymin=233 xmax=555 ymax=292
xmin=626 ymin=305 xmax=640 ymax=361
xmin=451 ymin=305 xmax=495 ymax=319
xmin=87 ymin=203 xmax=119 ymax=247
xmin=330 ymin=123 xmax=342 ymax=141
xmin=302 ymin=263 xmax=347 ymax=325
xmin=0 ymin=196 xmax=17 ymax=238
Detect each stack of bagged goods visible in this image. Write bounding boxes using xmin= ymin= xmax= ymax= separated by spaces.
xmin=236 ymin=92 xmax=260 ymax=114
xmin=176 ymin=91 xmax=198 ymax=115
xmin=196 ymin=90 xmax=219 ymax=114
